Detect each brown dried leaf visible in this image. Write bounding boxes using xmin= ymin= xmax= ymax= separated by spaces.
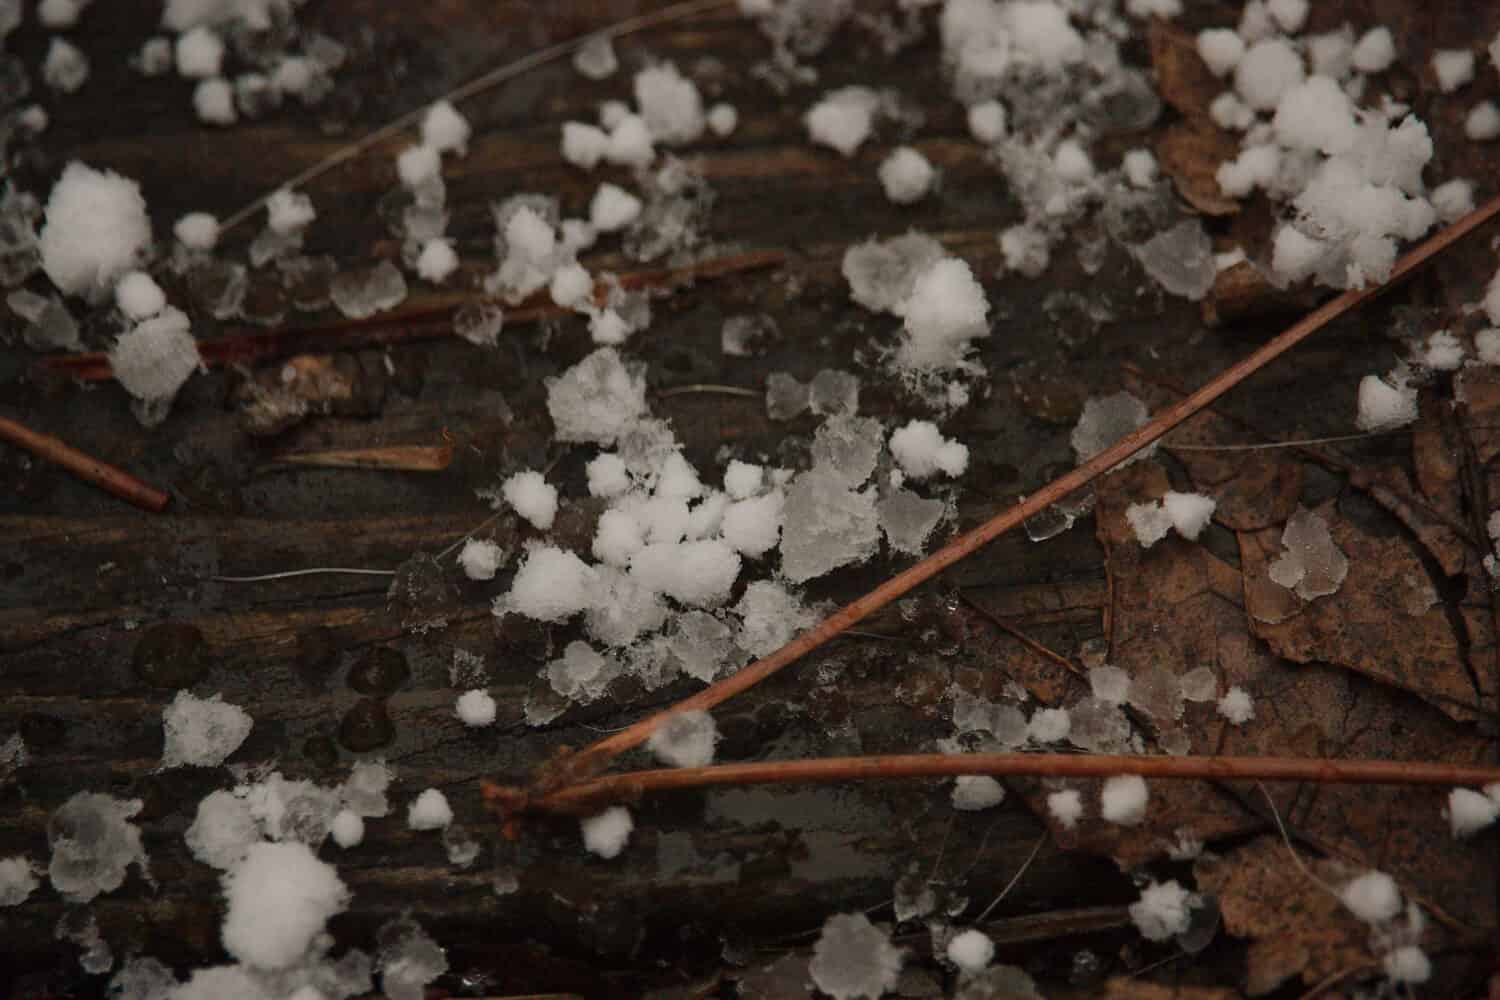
xmin=1239 ymin=500 xmax=1481 ymax=721
xmin=1103 ymin=978 xmax=1241 ymax=1000
xmin=1155 ymin=121 xmax=1240 ymax=218
xmin=1146 ymin=19 xmax=1221 ymax=124
xmin=1201 ymin=260 xmax=1321 ymax=328
xmin=1018 ymin=464 xmax=1497 ymax=939
xmin=1194 ymin=836 xmax=1375 ymax=995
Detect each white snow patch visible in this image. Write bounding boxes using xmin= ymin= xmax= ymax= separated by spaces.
xmin=1101 ymin=774 xmax=1148 ymax=826
xmin=581 ymin=806 xmax=633 ymax=858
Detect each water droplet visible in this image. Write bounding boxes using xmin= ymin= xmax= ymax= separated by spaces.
xmin=338 ymin=698 xmax=395 ymax=752
xmin=131 ymin=623 xmax=206 ymax=688
xmin=347 ymin=646 xmax=409 ymax=696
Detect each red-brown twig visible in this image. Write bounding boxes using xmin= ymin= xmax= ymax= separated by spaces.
xmin=484 ymin=751 xmax=1500 ymax=818
xmin=522 ymin=192 xmax=1500 ymax=797
xmin=39 ymin=248 xmax=786 ymax=382
xmin=0 ymin=414 xmax=170 ymax=512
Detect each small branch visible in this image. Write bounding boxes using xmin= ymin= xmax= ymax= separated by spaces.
xmin=530 ymin=192 xmax=1500 ymax=794
xmin=0 ymin=414 xmax=169 ymax=512
xmin=40 ymin=249 xmax=786 ymax=382
xmin=485 ymin=750 xmax=1500 ymax=819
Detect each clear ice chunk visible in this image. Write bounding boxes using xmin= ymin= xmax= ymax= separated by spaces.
xmin=779 ymin=467 xmax=880 ymax=583
xmin=809 ymin=369 xmax=860 ymax=417
xmin=841 ymin=232 xmax=945 ymax=313
xmin=1070 ymin=392 xmax=1155 ymax=466
xmin=877 ymin=488 xmax=945 ymax=555
xmin=376 ymin=915 xmax=448 ymax=1000
xmin=47 ymin=793 xmax=148 ymax=903
xmin=810 ymin=414 xmax=883 ymax=486
xmin=330 ymin=260 xmax=408 ymax=319
xmin=766 ymin=371 xmax=809 ymax=421
xmin=1268 ymin=507 xmax=1349 ymax=600
xmin=1133 ymin=220 xmax=1216 ymax=301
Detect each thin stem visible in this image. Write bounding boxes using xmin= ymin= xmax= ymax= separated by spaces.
xmin=532 ymin=192 xmax=1500 ymax=793
xmin=0 ymin=414 xmax=170 ymax=512
xmin=976 ymin=834 xmax=1046 ymax=922
xmin=1165 ymin=430 xmax=1408 ymax=451
xmin=210 ymin=567 xmax=397 ymax=582
xmin=484 ymin=750 xmax=1500 ymax=818
xmin=218 ymin=0 xmax=735 ymax=234
xmin=655 ymin=384 xmax=762 ymax=399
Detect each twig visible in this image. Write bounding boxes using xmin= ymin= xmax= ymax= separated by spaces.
xmin=40 ymin=248 xmax=786 ymax=382
xmin=525 ymin=192 xmax=1500 ymax=795
xmin=0 ymin=414 xmax=170 ymax=512
xmin=482 ymin=750 xmax=1500 ymax=819
xmin=217 ymin=0 xmax=736 ymax=234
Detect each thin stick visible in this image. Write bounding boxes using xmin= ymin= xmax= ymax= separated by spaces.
xmin=217 ymin=0 xmax=735 ymax=234
xmin=0 ymin=414 xmax=170 ymax=512
xmin=532 ymin=192 xmax=1500 ymax=792
xmin=42 ymin=248 xmax=785 ymax=382
xmin=484 ymin=750 xmax=1500 ymax=818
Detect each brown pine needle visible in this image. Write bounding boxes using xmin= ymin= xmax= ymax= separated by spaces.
xmin=484 ymin=751 xmax=1500 ymax=819
xmin=272 ymin=443 xmax=454 ymax=471
xmin=0 ymin=414 xmax=170 ymax=512
xmin=41 ymin=248 xmax=785 ymax=382
xmin=526 ymin=192 xmax=1500 ymax=795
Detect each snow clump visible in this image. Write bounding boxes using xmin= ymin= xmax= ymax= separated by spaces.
xmin=581 ymin=806 xmax=633 ymax=858
xmin=1130 ymin=880 xmax=1196 ymax=941
xmin=407 ymin=789 xmax=453 ymax=831
xmin=221 ymin=841 xmax=350 ymax=970
xmin=1101 ymin=774 xmax=1148 ymax=826
xmin=946 ymin=928 xmax=994 ymax=972
xmin=40 ymin=162 xmax=151 ymax=301
xmin=161 ymin=691 xmax=253 ymax=768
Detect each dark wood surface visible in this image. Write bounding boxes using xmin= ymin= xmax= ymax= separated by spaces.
xmin=2 ymin=0 xmax=1487 ymax=995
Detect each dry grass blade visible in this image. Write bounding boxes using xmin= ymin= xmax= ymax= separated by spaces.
xmin=524 ymin=193 xmax=1500 ymax=795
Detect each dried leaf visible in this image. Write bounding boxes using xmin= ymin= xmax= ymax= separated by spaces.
xmin=1017 ymin=464 xmax=1496 ymax=941
xmin=1103 ymin=978 xmax=1241 ymax=1000
xmin=1155 ymin=122 xmax=1240 ymax=218
xmin=1239 ymin=500 xmax=1482 ymax=721
xmin=1194 ymin=836 xmax=1376 ymax=995
xmin=1147 ymin=19 xmax=1221 ymax=124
